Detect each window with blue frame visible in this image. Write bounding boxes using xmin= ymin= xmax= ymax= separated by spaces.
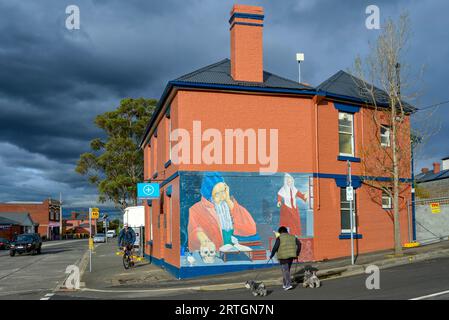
xmin=338 ymin=112 xmax=354 ymax=157
xmin=340 ymin=187 xmax=357 ymax=233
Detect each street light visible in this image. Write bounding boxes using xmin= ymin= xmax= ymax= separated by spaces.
xmin=296 ymin=53 xmax=305 ymax=83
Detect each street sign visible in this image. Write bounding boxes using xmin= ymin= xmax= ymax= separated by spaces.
xmin=430 ymin=202 xmax=441 ymax=214
xmin=91 ymin=208 xmax=99 ymax=219
xmin=137 ymin=183 xmax=160 ymax=199
xmin=346 ymin=186 xmax=354 ymax=201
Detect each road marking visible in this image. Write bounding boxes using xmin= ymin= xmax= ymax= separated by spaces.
xmin=410 ymin=289 xmax=449 ymax=300
xmin=40 ymin=293 xmax=55 ymax=300
xmin=82 ymin=286 xmax=201 ymax=294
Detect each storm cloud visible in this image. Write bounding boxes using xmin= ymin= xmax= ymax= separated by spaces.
xmin=0 ymin=0 xmax=448 ymax=206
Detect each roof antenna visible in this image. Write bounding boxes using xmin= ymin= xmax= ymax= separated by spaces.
xmin=296 ymin=53 xmax=305 ymax=83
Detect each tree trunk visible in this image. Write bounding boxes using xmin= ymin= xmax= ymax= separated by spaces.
xmin=392 ymin=102 xmax=403 ymax=255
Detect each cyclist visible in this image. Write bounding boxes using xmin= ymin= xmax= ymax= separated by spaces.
xmin=118 ymin=224 xmax=136 ymax=259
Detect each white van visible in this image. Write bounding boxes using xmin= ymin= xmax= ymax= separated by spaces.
xmin=106 ymin=230 xmax=116 ymax=238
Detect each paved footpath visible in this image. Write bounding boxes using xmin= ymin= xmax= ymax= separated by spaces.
xmin=0 ymin=239 xmax=88 ymax=300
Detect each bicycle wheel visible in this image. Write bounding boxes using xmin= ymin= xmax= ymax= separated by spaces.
xmin=123 ymin=252 xmax=130 ymax=270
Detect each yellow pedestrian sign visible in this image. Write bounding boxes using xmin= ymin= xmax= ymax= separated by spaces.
xmin=91 ymin=207 xmax=100 ymax=219
xmin=430 ymin=203 xmax=441 ymax=214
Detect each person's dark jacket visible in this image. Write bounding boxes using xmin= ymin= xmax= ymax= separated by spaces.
xmin=118 ymin=228 xmax=136 ymax=247
xmin=270 ymin=234 xmax=301 ymax=263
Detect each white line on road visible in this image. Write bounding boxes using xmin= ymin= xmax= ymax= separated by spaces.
xmin=39 ymin=293 xmax=55 ymax=300
xmin=82 ymin=286 xmax=201 ymax=294
xmin=410 ymin=289 xmax=449 ymax=300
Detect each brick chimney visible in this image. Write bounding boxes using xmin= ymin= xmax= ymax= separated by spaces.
xmin=421 ymin=168 xmax=429 ymax=174
xmin=433 ymin=162 xmax=441 ymax=174
xmin=229 ymin=4 xmax=264 ymax=82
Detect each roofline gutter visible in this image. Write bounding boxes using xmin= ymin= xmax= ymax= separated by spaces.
xmin=320 ymin=90 xmax=417 ymax=114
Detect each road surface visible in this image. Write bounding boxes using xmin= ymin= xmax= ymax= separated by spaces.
xmin=50 ymin=254 xmax=449 ymax=300
xmin=0 ymin=239 xmax=88 ymax=300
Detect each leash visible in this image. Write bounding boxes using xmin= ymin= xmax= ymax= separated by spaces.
xmin=253 ymin=258 xmax=272 ymax=282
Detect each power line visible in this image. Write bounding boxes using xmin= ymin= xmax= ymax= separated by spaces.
xmin=416 ymin=99 xmax=449 ymax=112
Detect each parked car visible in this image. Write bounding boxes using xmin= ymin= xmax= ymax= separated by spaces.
xmin=10 ymin=233 xmax=42 ymax=256
xmin=106 ymin=230 xmax=116 ymax=238
xmin=93 ymin=233 xmax=106 ymax=243
xmin=0 ymin=238 xmax=10 ymax=250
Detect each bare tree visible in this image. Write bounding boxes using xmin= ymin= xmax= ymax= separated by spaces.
xmin=353 ymin=13 xmax=417 ymax=255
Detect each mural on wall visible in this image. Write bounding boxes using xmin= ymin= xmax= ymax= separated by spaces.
xmin=180 ymin=172 xmax=315 ymax=268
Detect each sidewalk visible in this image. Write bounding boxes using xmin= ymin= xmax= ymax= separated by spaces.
xmin=78 ymin=240 xmax=449 ymax=292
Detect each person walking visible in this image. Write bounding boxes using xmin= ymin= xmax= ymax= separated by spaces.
xmin=270 ymin=226 xmax=301 ymax=290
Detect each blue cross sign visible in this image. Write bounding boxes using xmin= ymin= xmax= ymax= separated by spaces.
xmin=137 ymin=183 xmax=160 ymax=199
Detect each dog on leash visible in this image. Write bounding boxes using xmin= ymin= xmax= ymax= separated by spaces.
xmin=245 ymin=280 xmax=268 ymax=296
xmin=302 ymin=268 xmax=321 ymax=288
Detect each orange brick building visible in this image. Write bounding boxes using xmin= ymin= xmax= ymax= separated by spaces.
xmin=139 ymin=4 xmax=413 ymax=278
xmin=0 ymin=199 xmax=61 ymax=239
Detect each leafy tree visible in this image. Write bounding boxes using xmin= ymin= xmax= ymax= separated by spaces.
xmin=76 ymin=98 xmax=157 ymax=212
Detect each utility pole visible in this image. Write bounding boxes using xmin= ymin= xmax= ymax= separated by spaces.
xmin=59 ymin=192 xmax=63 ymax=240
xmin=89 ymin=208 xmax=92 ymax=272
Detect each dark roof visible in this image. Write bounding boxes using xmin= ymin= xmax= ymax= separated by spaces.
xmin=317 ymin=70 xmax=416 ymax=113
xmin=0 ymin=212 xmax=37 ymax=227
xmin=442 ymin=156 xmax=449 ymax=161
xmin=174 ymin=58 xmax=313 ymax=90
xmin=416 ymin=169 xmax=449 ymax=183
xmin=0 ymin=216 xmax=19 ymax=225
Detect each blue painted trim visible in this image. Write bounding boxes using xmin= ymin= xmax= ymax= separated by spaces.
xmin=314 ymin=173 xmax=362 ymax=188
xmin=146 ymin=199 xmax=152 ymax=206
xmin=338 ymin=155 xmax=361 ymax=163
xmin=152 ymin=172 xmax=158 ymax=179
xmin=164 ymin=160 xmax=172 ymax=169
xmin=144 ymin=254 xmax=180 ymax=278
xmin=230 ymin=22 xmax=264 ymax=30
xmin=169 ymin=81 xmax=316 ymax=96
xmin=313 ymin=173 xmax=412 ymax=185
xmin=229 ymin=13 xmax=264 ymax=24
xmin=166 ymin=185 xmax=173 ymax=197
xmin=179 ymin=262 xmax=280 ymax=279
xmin=154 ymin=127 xmax=158 ymax=138
xmin=147 ymin=241 xmax=153 ymax=245
xmin=339 ymin=233 xmax=363 ymax=240
xmin=334 ymin=102 xmax=361 ymax=113
xmin=160 ymin=171 xmax=179 ymax=188
xmin=165 ymin=243 xmax=172 ymax=249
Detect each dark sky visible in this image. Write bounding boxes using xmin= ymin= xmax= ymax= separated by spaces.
xmin=0 ymin=0 xmax=448 ymax=207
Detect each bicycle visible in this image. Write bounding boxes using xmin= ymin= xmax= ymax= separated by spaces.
xmin=122 ymin=244 xmax=135 ymax=270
